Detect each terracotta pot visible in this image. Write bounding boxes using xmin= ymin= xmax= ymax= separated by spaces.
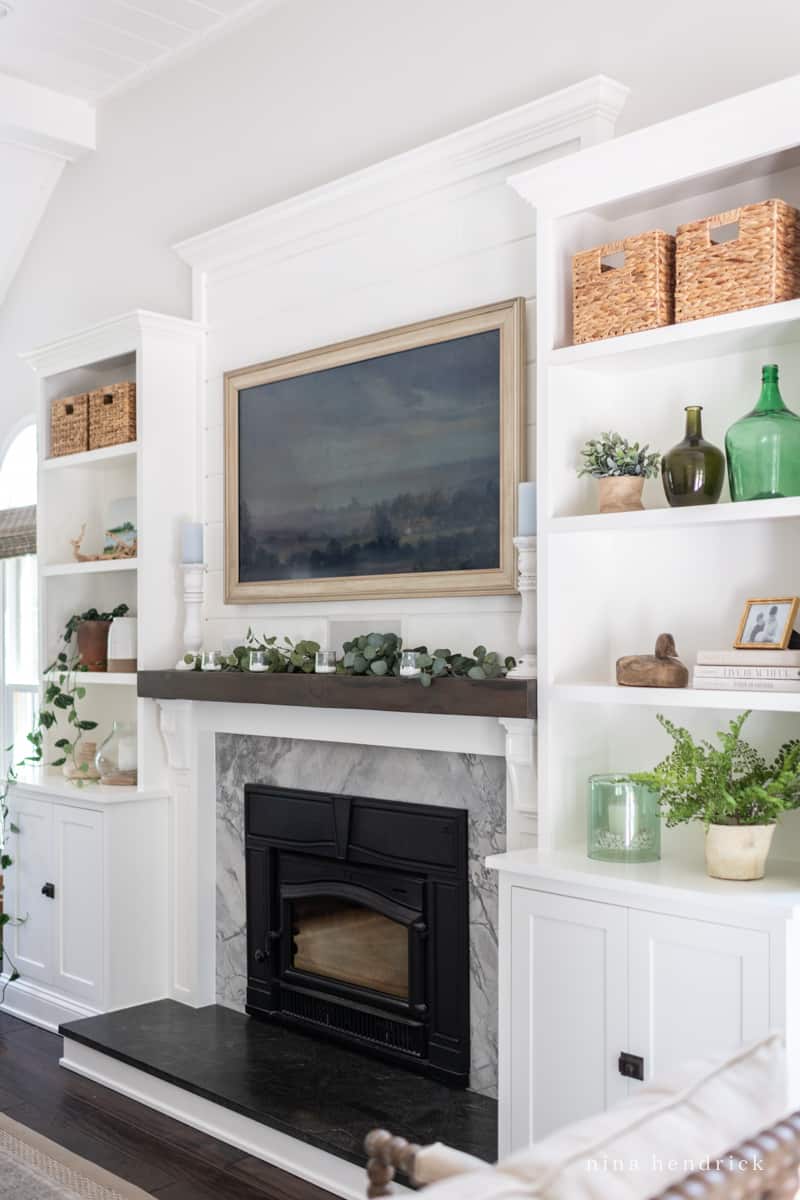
xmin=76 ymin=620 xmax=111 ymax=672
xmin=597 ymin=476 xmax=645 ymax=514
xmin=704 ymin=823 xmax=775 ymax=881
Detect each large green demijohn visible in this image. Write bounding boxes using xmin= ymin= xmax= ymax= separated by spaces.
xmin=725 ymin=364 xmax=800 ymax=501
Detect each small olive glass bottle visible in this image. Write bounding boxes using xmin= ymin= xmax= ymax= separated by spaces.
xmin=661 ymin=405 xmax=725 ymax=507
xmin=725 ymin=364 xmax=800 ymax=501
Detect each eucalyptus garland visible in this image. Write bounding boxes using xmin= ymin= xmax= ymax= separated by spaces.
xmin=185 ymin=629 xmax=516 ymax=687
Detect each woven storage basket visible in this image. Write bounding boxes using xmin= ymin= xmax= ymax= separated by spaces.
xmin=50 ymin=394 xmax=89 ymax=458
xmin=675 ymin=199 xmax=800 ymax=323
xmin=89 ymin=382 xmax=137 ymax=450
xmin=572 ymin=230 xmax=675 ymax=344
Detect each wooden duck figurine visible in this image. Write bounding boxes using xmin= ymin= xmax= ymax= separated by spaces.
xmin=616 ymin=633 xmax=689 ymax=689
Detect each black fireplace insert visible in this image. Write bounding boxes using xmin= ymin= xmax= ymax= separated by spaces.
xmin=244 ymin=784 xmax=470 ymax=1085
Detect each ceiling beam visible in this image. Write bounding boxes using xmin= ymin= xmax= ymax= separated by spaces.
xmin=0 ymin=71 xmax=95 ymax=160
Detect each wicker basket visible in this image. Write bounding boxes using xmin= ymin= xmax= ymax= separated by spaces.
xmin=572 ymin=230 xmax=675 ymax=344
xmin=50 ymin=394 xmax=89 ymax=458
xmin=676 ymin=199 xmax=800 ymax=323
xmin=89 ymin=382 xmax=137 ymax=450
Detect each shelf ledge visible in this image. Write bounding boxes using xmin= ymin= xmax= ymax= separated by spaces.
xmin=551 ymin=682 xmax=800 ymax=713
xmin=547 ymin=297 xmax=800 ymax=374
xmin=43 ymin=559 xmax=138 ymax=577
xmin=138 ymin=669 xmax=537 ymax=720
xmin=548 ymin=495 xmax=800 ymax=534
xmin=41 ymin=443 xmax=138 ymax=471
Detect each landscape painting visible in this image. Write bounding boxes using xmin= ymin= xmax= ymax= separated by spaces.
xmin=224 ymin=300 xmax=524 ymax=602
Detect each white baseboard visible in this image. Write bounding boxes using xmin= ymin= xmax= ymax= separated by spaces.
xmin=1 ymin=979 xmax=99 ymax=1033
xmin=61 ymin=1038 xmax=407 ymax=1198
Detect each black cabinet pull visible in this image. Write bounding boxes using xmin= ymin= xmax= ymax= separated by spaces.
xmin=41 ymin=882 xmax=55 ymax=899
xmin=619 ymin=1051 xmax=644 ymax=1081
xmin=254 ymin=949 xmax=267 ymax=963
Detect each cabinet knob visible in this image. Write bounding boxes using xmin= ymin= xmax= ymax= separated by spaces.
xmin=254 ymin=949 xmax=267 ymax=963
xmin=618 ymin=1051 xmax=644 ymax=1081
xmin=41 ymin=882 xmax=55 ymax=899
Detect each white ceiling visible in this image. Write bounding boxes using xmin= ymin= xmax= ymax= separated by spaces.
xmin=0 ymin=0 xmax=281 ymax=102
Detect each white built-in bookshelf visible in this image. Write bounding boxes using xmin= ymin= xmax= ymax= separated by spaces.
xmin=23 ymin=310 xmax=204 ymax=792
xmin=509 ymin=76 xmax=800 ymax=869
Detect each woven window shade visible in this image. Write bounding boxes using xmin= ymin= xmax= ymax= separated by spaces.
xmin=0 ymin=505 xmax=36 ymax=559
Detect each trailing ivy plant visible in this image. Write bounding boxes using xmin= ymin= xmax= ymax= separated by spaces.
xmin=37 ymin=604 xmax=130 ymax=772
xmin=183 ymin=629 xmax=515 ymax=688
xmin=578 ymin=432 xmax=660 ymax=479
xmin=632 ymin=711 xmax=800 ymax=827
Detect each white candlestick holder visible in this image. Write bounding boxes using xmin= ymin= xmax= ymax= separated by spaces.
xmin=507 ymin=535 xmax=537 ymax=679
xmin=175 ymin=562 xmax=206 ymax=668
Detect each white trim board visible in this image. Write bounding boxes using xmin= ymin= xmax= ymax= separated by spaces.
xmin=173 ymin=75 xmax=629 ymax=281
xmin=60 ymin=1038 xmax=407 ymax=1199
xmin=1 ymin=977 xmax=100 ymax=1034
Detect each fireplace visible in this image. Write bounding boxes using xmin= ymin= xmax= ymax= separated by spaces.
xmin=244 ymin=784 xmax=470 ymax=1085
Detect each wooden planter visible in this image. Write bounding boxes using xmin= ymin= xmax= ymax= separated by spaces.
xmin=572 ymin=230 xmax=675 ymax=344
xmin=676 ymin=199 xmax=800 ymax=322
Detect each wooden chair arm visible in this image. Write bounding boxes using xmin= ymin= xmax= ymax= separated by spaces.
xmin=365 ymin=1129 xmax=421 ymax=1197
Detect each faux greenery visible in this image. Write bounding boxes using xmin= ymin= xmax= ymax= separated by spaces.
xmin=632 ymin=711 xmax=800 ymax=827
xmin=578 ymin=432 xmax=660 ymax=479
xmin=37 ymin=604 xmax=130 ymax=772
xmin=184 ymin=629 xmax=516 ymax=688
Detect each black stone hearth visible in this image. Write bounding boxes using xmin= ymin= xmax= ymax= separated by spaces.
xmin=60 ymin=1001 xmax=497 ymax=1169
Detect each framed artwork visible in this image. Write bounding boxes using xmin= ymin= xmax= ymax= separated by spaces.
xmin=224 ymin=299 xmax=525 ymax=603
xmin=734 ymin=596 xmax=800 ymax=649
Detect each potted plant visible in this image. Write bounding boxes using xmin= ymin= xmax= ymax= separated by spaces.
xmin=578 ymin=432 xmax=660 ymax=513
xmin=633 ymin=711 xmax=800 ymax=880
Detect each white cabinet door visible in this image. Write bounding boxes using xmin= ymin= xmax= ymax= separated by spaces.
xmin=8 ymin=794 xmax=53 ymax=985
xmin=509 ymin=888 xmax=629 ymax=1150
xmin=628 ymin=909 xmax=771 ymax=1084
xmin=52 ymin=806 xmax=104 ymax=1005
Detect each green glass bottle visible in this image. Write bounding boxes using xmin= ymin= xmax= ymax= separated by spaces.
xmin=661 ymin=406 xmax=725 ymax=507
xmin=725 ymin=364 xmax=800 ymax=501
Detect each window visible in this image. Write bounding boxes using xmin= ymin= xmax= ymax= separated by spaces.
xmin=0 ymin=424 xmax=38 ymax=769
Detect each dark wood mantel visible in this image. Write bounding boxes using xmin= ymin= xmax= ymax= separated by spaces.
xmin=137 ymin=670 xmax=536 ymax=719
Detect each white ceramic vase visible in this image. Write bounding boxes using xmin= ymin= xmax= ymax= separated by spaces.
xmin=704 ymin=823 xmax=775 ymax=881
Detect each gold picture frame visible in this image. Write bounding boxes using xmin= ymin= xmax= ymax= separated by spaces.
xmin=733 ymin=596 xmax=800 ymax=649
xmin=224 ymin=299 xmax=525 ymax=604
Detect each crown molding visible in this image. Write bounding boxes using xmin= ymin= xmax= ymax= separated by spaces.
xmin=508 ymin=72 xmax=800 ymax=217
xmin=21 ymin=310 xmax=203 ymax=377
xmin=173 ymin=75 xmax=629 ymax=277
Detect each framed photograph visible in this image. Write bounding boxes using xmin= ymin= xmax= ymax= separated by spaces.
xmin=224 ymin=299 xmax=524 ymax=603
xmin=734 ymin=596 xmax=800 ymax=649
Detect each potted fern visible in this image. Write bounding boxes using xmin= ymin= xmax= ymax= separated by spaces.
xmin=633 ymin=711 xmax=800 ymax=880
xmin=578 ymin=432 xmax=660 ymax=513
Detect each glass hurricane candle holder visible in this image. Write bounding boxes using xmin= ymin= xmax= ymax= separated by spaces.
xmin=201 ymin=650 xmax=223 ymax=671
xmin=96 ymin=720 xmax=138 ymax=788
xmin=249 ymin=650 xmax=268 ymax=672
xmin=315 ymin=650 xmax=337 ymax=674
xmin=588 ymin=774 xmax=660 ymax=864
xmin=400 ymin=651 xmax=420 ymax=678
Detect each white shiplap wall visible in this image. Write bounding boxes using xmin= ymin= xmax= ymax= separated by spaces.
xmin=175 ymin=77 xmax=628 ymax=656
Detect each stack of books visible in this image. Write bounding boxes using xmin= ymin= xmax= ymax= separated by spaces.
xmin=693 ymin=649 xmax=800 ymax=692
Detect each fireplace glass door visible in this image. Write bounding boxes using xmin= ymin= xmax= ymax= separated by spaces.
xmin=290 ymin=895 xmax=409 ymax=1000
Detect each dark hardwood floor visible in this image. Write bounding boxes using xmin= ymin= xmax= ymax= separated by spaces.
xmin=0 ymin=1011 xmax=338 ymax=1200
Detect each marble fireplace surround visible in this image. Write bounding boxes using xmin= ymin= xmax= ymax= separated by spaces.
xmin=155 ymin=700 xmax=536 ymax=1087
xmin=217 ymin=732 xmax=505 ymax=1095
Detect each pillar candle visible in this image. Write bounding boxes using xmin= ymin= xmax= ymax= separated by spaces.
xmin=181 ymin=522 xmax=204 ymax=564
xmin=518 ymin=482 xmax=537 ymax=536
